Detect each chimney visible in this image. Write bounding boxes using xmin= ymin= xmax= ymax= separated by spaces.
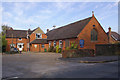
xmin=108 ymin=27 xmax=111 ymax=43
xmin=28 ymin=28 xmax=31 ymax=31
xmin=92 ymin=11 xmax=94 ymax=17
xmin=47 ymin=29 xmax=49 ymax=32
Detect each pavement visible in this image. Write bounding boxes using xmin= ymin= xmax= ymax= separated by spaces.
xmin=58 ymin=56 xmax=118 ymax=63
xmin=2 ymin=52 xmax=119 ymax=78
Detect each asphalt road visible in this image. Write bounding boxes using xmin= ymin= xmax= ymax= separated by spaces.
xmin=2 ymin=52 xmax=118 ymax=79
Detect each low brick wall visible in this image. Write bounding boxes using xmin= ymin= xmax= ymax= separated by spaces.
xmin=62 ymin=49 xmax=94 ymax=58
xmin=95 ymin=44 xmax=120 ymax=56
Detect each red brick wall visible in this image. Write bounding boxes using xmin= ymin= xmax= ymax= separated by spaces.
xmin=47 ymin=16 xmax=108 ymax=50
xmin=42 ymin=34 xmax=47 ymax=39
xmin=30 ymin=44 xmax=49 ymax=52
xmin=30 ymin=33 xmax=35 ymax=42
xmin=77 ymin=16 xmax=108 ymax=50
xmin=6 ymin=38 xmax=28 ymax=51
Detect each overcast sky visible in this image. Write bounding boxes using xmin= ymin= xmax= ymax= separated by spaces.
xmin=2 ymin=2 xmax=118 ymax=33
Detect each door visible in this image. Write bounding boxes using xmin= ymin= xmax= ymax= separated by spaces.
xmin=17 ymin=43 xmax=24 ymax=51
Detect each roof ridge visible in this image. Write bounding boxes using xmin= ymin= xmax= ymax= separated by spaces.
xmin=48 ymin=16 xmax=92 ymax=32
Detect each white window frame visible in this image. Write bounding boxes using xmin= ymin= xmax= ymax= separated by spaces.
xmin=59 ymin=40 xmax=62 ymax=48
xmin=49 ymin=41 xmax=51 ymax=48
xmin=53 ymin=40 xmax=56 ymax=48
xmin=17 ymin=43 xmax=24 ymax=48
xmin=36 ymin=33 xmax=42 ymax=39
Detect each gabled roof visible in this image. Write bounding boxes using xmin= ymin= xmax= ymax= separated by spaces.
xmin=32 ymin=27 xmax=45 ymax=34
xmin=107 ymin=31 xmax=120 ymax=41
xmin=6 ymin=27 xmax=44 ymax=38
xmin=46 ymin=17 xmax=92 ymax=40
xmin=30 ymin=39 xmax=48 ymax=44
xmin=6 ymin=30 xmax=32 ymax=38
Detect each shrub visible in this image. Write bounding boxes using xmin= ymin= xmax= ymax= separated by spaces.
xmin=58 ymin=48 xmax=62 ymax=53
xmin=56 ymin=45 xmax=59 ymax=53
xmin=48 ymin=46 xmax=54 ymax=52
xmin=74 ymin=44 xmax=78 ymax=49
xmin=66 ymin=47 xmax=70 ymax=50
xmin=70 ymin=42 xmax=75 ymax=49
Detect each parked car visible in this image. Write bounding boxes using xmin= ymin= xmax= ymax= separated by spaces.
xmin=10 ymin=47 xmax=18 ymax=53
xmin=14 ymin=48 xmax=18 ymax=53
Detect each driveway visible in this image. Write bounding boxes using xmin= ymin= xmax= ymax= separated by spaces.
xmin=2 ymin=52 xmax=118 ymax=78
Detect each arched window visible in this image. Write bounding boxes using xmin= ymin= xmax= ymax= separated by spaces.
xmin=91 ymin=29 xmax=98 ymax=41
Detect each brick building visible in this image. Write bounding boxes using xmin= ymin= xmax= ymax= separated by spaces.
xmin=6 ymin=27 xmax=48 ymax=52
xmin=6 ymin=12 xmax=111 ymax=52
xmin=107 ymin=27 xmax=120 ymax=44
xmin=46 ymin=12 xmax=109 ymax=50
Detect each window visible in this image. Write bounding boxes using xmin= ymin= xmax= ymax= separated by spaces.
xmin=93 ymin=25 xmax=95 ymax=27
xmin=53 ymin=41 xmax=56 ymax=48
xmin=10 ymin=44 xmax=15 ymax=48
xmin=17 ymin=43 xmax=24 ymax=48
xmin=36 ymin=33 xmax=42 ymax=39
xmin=91 ymin=29 xmax=98 ymax=41
xmin=18 ymin=38 xmax=22 ymax=41
xmin=41 ymin=44 xmax=44 ymax=48
xmin=34 ymin=45 xmax=37 ymax=48
xmin=59 ymin=40 xmax=63 ymax=48
xmin=49 ymin=41 xmax=51 ymax=47
xmin=79 ymin=40 xmax=84 ymax=48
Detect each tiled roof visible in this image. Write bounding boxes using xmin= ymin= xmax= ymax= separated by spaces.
xmin=6 ymin=27 xmax=44 ymax=38
xmin=6 ymin=30 xmax=32 ymax=38
xmin=107 ymin=31 xmax=120 ymax=41
xmin=30 ymin=39 xmax=48 ymax=44
xmin=46 ymin=17 xmax=92 ymax=40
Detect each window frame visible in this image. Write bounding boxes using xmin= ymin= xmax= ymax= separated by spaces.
xmin=49 ymin=41 xmax=51 ymax=48
xmin=91 ymin=29 xmax=98 ymax=41
xmin=53 ymin=40 xmax=56 ymax=48
xmin=36 ymin=33 xmax=42 ymax=39
xmin=59 ymin=40 xmax=62 ymax=48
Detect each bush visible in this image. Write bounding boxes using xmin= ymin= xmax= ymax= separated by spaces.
xmin=70 ymin=41 xmax=78 ymax=50
xmin=58 ymin=48 xmax=62 ymax=53
xmin=70 ymin=42 xmax=75 ymax=49
xmin=48 ymin=46 xmax=54 ymax=52
xmin=66 ymin=47 xmax=70 ymax=50
xmin=74 ymin=44 xmax=78 ymax=49
xmin=56 ymin=45 xmax=59 ymax=53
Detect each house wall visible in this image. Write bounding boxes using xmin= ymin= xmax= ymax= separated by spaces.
xmin=48 ymin=16 xmax=109 ymax=50
xmin=30 ymin=33 xmax=47 ymax=42
xmin=6 ymin=38 xmax=28 ymax=51
xmin=30 ymin=44 xmax=49 ymax=52
xmin=48 ymin=38 xmax=77 ymax=50
xmin=77 ymin=16 xmax=108 ymax=50
xmin=30 ymin=33 xmax=35 ymax=42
